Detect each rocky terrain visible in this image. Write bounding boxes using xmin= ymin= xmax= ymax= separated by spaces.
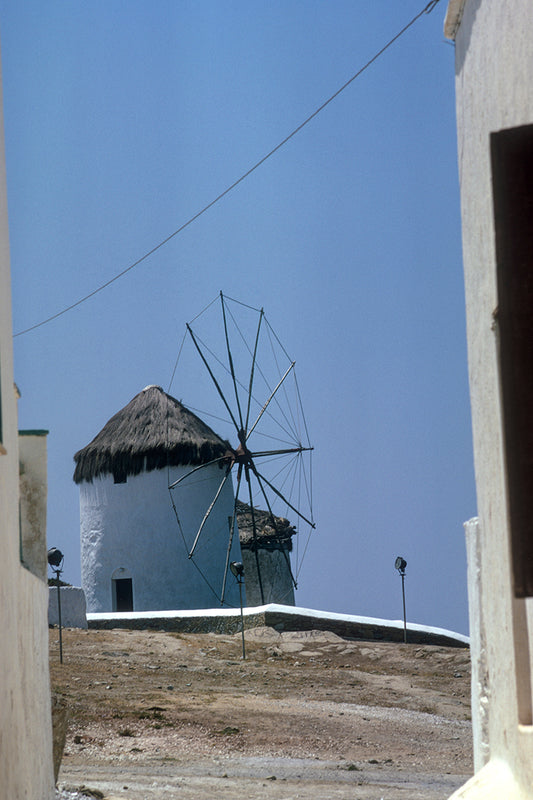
xmin=50 ymin=625 xmax=473 ymax=799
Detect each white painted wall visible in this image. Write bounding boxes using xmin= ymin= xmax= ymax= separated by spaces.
xmin=447 ymin=1 xmax=533 ymax=796
xmin=0 ymin=36 xmax=54 ymax=799
xmin=19 ymin=431 xmax=48 ymax=580
xmin=463 ymin=517 xmax=490 ymax=773
xmin=80 ymin=463 xmax=244 ymax=612
xmin=49 ymin=586 xmax=88 ymax=629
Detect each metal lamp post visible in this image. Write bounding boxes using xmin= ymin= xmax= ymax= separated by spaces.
xmin=395 ymin=556 xmax=407 ymax=644
xmin=48 ymin=547 xmax=64 ymax=663
xmin=230 ymin=561 xmax=246 ymax=660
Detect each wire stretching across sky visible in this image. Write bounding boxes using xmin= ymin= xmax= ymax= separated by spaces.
xmin=14 ymin=0 xmax=441 ymax=338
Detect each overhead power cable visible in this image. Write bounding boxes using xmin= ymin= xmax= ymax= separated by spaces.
xmin=14 ymin=0 xmax=441 ymax=338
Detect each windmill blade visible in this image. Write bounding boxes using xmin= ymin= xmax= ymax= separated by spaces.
xmin=253 ymin=470 xmax=298 ymax=590
xmin=246 ymin=466 xmax=265 ymax=605
xmin=252 ymin=466 xmax=315 ymax=529
xmin=220 ymin=466 xmax=244 ymax=606
xmin=246 ymin=361 xmax=295 ymax=440
xmin=251 ymin=446 xmax=314 ymax=458
xmin=244 ymin=305 xmax=264 ymax=432
xmin=221 ymin=292 xmax=245 ymax=432
xmin=187 ymin=322 xmax=241 ymax=434
xmin=168 ymin=456 xmax=229 ymax=490
xmin=187 ymin=469 xmax=231 ymax=559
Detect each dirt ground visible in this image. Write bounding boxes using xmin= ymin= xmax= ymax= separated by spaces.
xmin=50 ymin=625 xmax=473 ymax=800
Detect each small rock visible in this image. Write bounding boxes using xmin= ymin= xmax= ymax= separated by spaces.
xmin=78 ymin=787 xmax=104 ymax=799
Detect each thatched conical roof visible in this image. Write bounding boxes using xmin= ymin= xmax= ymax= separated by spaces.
xmin=236 ymin=500 xmax=295 ymax=551
xmin=73 ymin=385 xmax=231 ymax=484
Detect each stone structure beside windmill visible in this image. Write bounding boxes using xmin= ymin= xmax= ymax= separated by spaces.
xmin=74 ymin=385 xmax=297 ymax=613
xmin=236 ymin=500 xmax=296 ymax=606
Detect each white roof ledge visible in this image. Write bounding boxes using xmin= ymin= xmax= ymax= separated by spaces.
xmin=444 ymin=0 xmax=467 ymax=40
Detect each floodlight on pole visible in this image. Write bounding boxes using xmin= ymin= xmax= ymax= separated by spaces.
xmin=230 ymin=561 xmax=246 ymax=660
xmin=48 ymin=547 xmax=64 ymax=663
xmin=395 ymin=556 xmax=407 ymax=644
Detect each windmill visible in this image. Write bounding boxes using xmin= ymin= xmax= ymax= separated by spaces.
xmin=168 ymin=292 xmax=315 ymax=606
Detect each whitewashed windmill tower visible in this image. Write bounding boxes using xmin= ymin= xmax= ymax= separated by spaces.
xmin=74 ymin=385 xmax=244 ymax=613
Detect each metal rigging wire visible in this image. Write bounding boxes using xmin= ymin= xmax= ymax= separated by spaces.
xmin=14 ymin=0 xmax=441 ymax=338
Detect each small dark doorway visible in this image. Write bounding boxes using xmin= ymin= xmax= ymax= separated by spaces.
xmin=114 ymin=577 xmax=133 ymax=611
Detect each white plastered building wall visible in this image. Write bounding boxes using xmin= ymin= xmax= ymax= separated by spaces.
xmin=445 ymin=1 xmax=533 ymax=797
xmin=81 ymin=463 xmax=243 ymax=612
xmin=19 ymin=430 xmax=49 ymax=579
xmin=0 ymin=35 xmax=55 ymax=800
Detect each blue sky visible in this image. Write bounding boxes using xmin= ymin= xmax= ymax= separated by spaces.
xmin=2 ymin=1 xmax=476 ymax=634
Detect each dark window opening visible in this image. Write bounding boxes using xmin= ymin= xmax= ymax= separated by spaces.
xmin=491 ymin=123 xmax=533 ymax=598
xmin=113 ymin=578 xmax=133 ymax=611
xmin=0 ymin=363 xmax=4 ymax=455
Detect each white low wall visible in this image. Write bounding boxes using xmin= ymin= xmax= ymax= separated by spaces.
xmin=49 ymin=586 xmax=87 ymax=629
xmin=2 ymin=568 xmax=55 ymax=798
xmin=87 ymin=603 xmax=469 ymax=647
